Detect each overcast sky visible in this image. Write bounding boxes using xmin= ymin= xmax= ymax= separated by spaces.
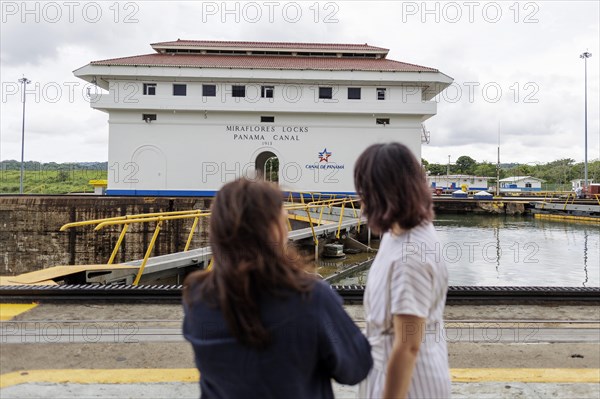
xmin=1 ymin=0 xmax=598 ymax=165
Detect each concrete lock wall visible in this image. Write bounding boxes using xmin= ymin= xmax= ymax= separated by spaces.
xmin=0 ymin=196 xmax=210 ymax=276
xmin=1 ymin=195 xmax=527 ymax=275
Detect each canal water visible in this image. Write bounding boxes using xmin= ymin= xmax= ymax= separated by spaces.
xmin=331 ymin=215 xmax=599 ymax=287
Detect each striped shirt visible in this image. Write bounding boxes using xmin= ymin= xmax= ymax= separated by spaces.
xmin=363 ymin=222 xmax=451 ymax=398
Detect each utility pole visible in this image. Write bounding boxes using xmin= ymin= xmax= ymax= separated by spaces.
xmin=496 ymin=146 xmax=500 ymax=197
xmin=18 ymin=76 xmax=31 ymax=194
xmin=580 ymin=50 xmax=592 ymax=195
xmin=497 ymin=121 xmax=501 ymax=197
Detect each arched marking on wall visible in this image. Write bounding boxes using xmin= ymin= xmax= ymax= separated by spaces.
xmin=255 ymin=151 xmax=278 ymax=182
xmin=245 ymin=147 xmax=282 ymax=180
xmin=130 ymin=145 xmax=167 ymax=189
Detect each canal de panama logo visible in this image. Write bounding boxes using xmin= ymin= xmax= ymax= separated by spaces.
xmin=305 ymin=148 xmax=345 ymax=171
xmin=318 ymin=148 xmax=332 ymax=163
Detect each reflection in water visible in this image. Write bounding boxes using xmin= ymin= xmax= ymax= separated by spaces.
xmin=494 ymin=223 xmax=500 ymax=277
xmin=335 ymin=215 xmax=599 ymax=287
xmin=583 ymin=231 xmax=589 ymax=287
xmin=313 ymin=248 xmax=376 ymax=281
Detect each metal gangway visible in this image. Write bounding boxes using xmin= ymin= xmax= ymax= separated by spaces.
xmin=2 ymin=193 xmax=366 ymax=287
xmin=531 ymin=192 xmax=600 ymax=223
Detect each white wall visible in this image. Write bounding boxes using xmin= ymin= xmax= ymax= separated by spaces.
xmin=92 ymin=81 xmax=434 ymax=117
xmin=76 ymin=64 xmax=452 ymax=102
xmin=572 ymin=179 xmax=594 ymax=190
xmin=106 ymin=110 xmax=423 ymax=194
xmin=500 ymin=178 xmax=542 ymax=190
xmin=427 ymin=176 xmax=490 ymax=190
xmin=76 ymin=63 xmax=452 ymax=195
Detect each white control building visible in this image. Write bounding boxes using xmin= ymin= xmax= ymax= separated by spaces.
xmin=74 ymin=40 xmax=452 ymax=196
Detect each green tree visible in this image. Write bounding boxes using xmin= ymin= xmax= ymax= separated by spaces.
xmin=588 ymin=160 xmax=600 ymax=182
xmin=517 ymin=164 xmax=534 ymax=176
xmin=427 ymin=163 xmax=446 ymax=175
xmin=473 ymin=162 xmax=496 ymax=177
xmin=538 ymin=158 xmax=575 ymax=185
xmin=455 ymin=155 xmax=477 ymax=174
xmin=265 ymin=157 xmax=279 ymax=182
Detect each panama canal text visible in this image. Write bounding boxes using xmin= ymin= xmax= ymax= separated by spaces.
xmin=227 ymin=125 xmax=308 ymax=142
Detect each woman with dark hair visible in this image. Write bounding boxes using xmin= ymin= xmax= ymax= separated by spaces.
xmin=183 ymin=178 xmax=372 ymax=398
xmin=354 ymin=143 xmax=451 ymax=398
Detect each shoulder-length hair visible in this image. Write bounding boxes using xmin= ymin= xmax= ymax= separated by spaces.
xmin=183 ymin=178 xmax=314 ymax=349
xmin=354 ymin=142 xmax=433 ymax=233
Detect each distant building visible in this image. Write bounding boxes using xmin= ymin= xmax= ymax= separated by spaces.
xmin=427 ymin=175 xmax=491 ymax=191
xmin=73 ymin=39 xmax=452 ymax=196
xmin=571 ymin=179 xmax=595 ymax=190
xmin=499 ymin=176 xmax=544 ymax=192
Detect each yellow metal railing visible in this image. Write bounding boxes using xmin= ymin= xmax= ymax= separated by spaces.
xmin=61 ymin=209 xmax=210 ymax=285
xmin=562 ymin=192 xmax=576 ymax=210
xmin=60 ymin=194 xmax=363 ymax=285
xmin=538 ymin=191 xmax=578 ymax=210
xmin=285 ymin=196 xmax=362 ymax=242
xmin=286 ymin=191 xmax=342 ymax=204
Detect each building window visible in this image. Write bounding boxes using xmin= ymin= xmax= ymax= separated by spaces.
xmin=173 ymin=84 xmax=187 ymax=96
xmin=376 ymin=118 xmax=390 ymax=125
xmin=232 ymin=85 xmax=246 ymax=97
xmin=319 ymin=87 xmax=333 ymax=99
xmin=202 ymin=84 xmax=216 ymax=97
xmin=143 ymin=83 xmax=156 ymax=95
xmin=525 ymin=183 xmax=532 ymax=188
xmin=142 ymin=113 xmax=157 ymax=122
xmin=348 ymin=87 xmax=361 ymax=100
xmin=377 ymin=88 xmax=387 ymax=100
xmin=261 ymin=86 xmax=274 ymax=98
xmin=261 ymin=116 xmax=275 ymax=123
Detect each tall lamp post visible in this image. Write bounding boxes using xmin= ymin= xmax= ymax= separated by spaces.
xmin=580 ymin=51 xmax=592 ymax=194
xmin=18 ymin=76 xmax=31 ymax=194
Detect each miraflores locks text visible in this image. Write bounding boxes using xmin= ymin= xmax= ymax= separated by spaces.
xmin=227 ymin=125 xmax=308 ymax=142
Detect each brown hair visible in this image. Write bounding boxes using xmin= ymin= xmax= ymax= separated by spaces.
xmin=183 ymin=178 xmax=314 ymax=349
xmin=354 ymin=142 xmax=433 ymax=233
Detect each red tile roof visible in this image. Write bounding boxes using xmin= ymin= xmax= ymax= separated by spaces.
xmin=90 ymin=53 xmax=437 ymax=72
xmin=150 ymin=39 xmax=389 ymax=53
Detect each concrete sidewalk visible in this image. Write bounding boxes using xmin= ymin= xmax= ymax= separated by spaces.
xmin=1 ymin=377 xmax=599 ymax=398
xmin=2 ymin=303 xmax=599 ymax=398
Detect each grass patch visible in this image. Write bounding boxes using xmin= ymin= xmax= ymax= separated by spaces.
xmin=0 ymin=169 xmax=107 ymax=194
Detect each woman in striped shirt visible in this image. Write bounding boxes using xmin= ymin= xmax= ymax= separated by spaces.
xmin=354 ymin=143 xmax=451 ymax=398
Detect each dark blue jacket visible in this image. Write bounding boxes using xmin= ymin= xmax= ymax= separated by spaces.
xmin=183 ymin=280 xmax=372 ymax=398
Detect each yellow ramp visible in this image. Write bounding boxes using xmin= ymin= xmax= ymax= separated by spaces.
xmin=0 ymin=265 xmax=139 ymax=286
xmin=0 ymin=276 xmax=58 ymax=286
xmin=0 ymin=303 xmax=38 ymax=321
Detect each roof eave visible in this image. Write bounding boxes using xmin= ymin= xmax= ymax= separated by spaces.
xmin=150 ymin=44 xmax=389 ymax=57
xmin=422 ymin=71 xmax=454 ymax=100
xmin=156 ymin=42 xmax=390 ymax=53
xmin=73 ymin=64 xmax=110 ymax=89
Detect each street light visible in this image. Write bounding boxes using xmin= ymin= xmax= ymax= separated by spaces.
xmin=18 ymin=76 xmax=31 ymax=194
xmin=580 ymin=51 xmax=592 ymax=194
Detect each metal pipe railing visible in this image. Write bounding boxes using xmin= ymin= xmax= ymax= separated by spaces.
xmin=132 ymin=220 xmax=163 ymax=285
xmin=60 ymin=193 xmax=364 ymax=284
xmin=61 ymin=209 xmax=211 ymax=285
